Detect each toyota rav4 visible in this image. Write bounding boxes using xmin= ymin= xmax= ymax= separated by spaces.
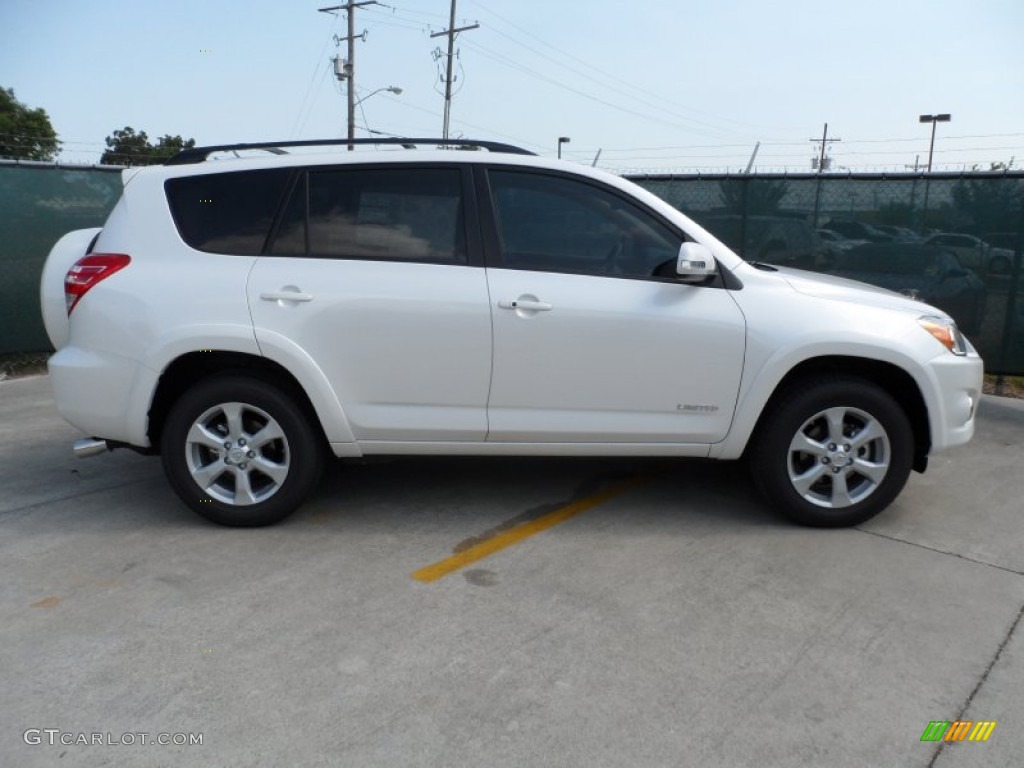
xmin=40 ymin=138 xmax=983 ymax=527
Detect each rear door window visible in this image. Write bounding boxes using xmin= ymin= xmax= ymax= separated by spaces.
xmin=270 ymin=167 xmax=467 ymax=263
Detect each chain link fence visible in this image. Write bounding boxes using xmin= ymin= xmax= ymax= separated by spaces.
xmin=2 ymin=163 xmax=1022 ymax=374
xmin=631 ymin=171 xmax=1024 ymax=374
xmin=0 ymin=161 xmax=123 ymax=353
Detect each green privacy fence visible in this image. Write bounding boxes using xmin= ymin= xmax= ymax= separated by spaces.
xmin=0 ymin=161 xmax=123 ymax=353
xmin=2 ymin=163 xmax=1023 ymax=375
xmin=630 ymin=171 xmax=1024 ymax=375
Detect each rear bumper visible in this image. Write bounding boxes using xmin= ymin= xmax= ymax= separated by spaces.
xmin=49 ymin=346 xmax=156 ymax=447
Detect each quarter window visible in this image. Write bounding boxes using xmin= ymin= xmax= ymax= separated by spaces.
xmin=488 ymin=170 xmax=682 ymax=278
xmin=165 ymin=169 xmax=292 ymax=255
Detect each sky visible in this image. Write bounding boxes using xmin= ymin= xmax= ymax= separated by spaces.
xmin=1 ymin=0 xmax=1022 ymax=173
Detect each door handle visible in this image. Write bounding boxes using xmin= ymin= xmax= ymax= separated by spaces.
xmin=260 ymin=291 xmax=314 ymax=302
xmin=498 ymin=299 xmax=552 ymax=311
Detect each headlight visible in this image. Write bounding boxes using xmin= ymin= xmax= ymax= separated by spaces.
xmin=918 ymin=315 xmax=967 ymax=356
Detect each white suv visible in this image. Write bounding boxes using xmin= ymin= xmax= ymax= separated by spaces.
xmin=40 ymin=138 xmax=983 ymax=527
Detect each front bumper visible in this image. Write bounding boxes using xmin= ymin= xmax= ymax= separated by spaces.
xmin=924 ymin=349 xmax=984 ymax=453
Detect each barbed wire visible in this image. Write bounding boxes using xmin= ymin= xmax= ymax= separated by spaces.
xmin=1 ymin=133 xmax=1018 ymax=172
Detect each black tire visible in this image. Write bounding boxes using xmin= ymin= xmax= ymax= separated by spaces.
xmin=749 ymin=376 xmax=914 ymax=527
xmin=161 ymin=375 xmax=324 ymax=526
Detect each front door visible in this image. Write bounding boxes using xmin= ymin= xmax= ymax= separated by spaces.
xmin=482 ymin=168 xmax=746 ymax=444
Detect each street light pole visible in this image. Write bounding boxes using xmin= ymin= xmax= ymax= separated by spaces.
xmin=352 ymin=86 xmax=402 ymax=137
xmin=557 ymin=136 xmax=570 ymax=159
xmin=918 ymin=113 xmax=950 ymax=233
xmin=354 ymin=86 xmax=403 ymax=108
xmin=919 ymin=113 xmax=951 ymax=172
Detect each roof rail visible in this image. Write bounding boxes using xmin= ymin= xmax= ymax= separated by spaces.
xmin=165 ymin=137 xmax=534 ymax=165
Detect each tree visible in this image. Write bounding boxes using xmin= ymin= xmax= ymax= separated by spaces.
xmin=951 ymin=167 xmax=1024 ymax=235
xmin=874 ymin=200 xmax=915 ymax=226
xmin=100 ymin=127 xmax=195 ymax=166
xmin=0 ymin=87 xmax=61 ymax=161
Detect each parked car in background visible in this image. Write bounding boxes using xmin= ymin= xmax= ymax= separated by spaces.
xmin=698 ymin=214 xmax=827 ymax=269
xmin=816 ymin=229 xmax=867 ymax=269
xmin=831 ymin=244 xmax=987 ymax=335
xmin=981 ymin=232 xmax=1020 ymax=274
xmin=923 ymin=232 xmax=1012 ymax=275
xmin=872 ymin=224 xmax=922 ymax=243
xmin=823 ymin=220 xmax=894 ymax=243
xmin=817 ymin=229 xmax=865 ymax=249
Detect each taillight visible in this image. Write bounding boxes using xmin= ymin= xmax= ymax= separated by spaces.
xmin=65 ymin=254 xmax=131 ymax=314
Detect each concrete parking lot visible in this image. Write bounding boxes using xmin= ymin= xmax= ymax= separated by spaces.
xmin=1 ymin=373 xmax=1022 ymax=767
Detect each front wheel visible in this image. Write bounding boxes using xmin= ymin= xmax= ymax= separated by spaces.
xmin=750 ymin=376 xmax=914 ymax=527
xmin=161 ymin=376 xmax=324 ymax=526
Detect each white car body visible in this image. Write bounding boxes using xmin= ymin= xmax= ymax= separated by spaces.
xmin=40 ymin=143 xmax=983 ymax=526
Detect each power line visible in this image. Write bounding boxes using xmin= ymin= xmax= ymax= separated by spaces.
xmin=468 ymin=0 xmax=781 ymax=138
xmin=359 ymin=8 xmax=429 ymax=32
xmin=371 ymin=3 xmax=451 ymax=21
xmin=471 ymin=18 xmax=756 ymax=140
xmin=368 ymin=2 xmax=774 ymax=140
xmin=374 ymin=93 xmax=548 ymax=151
xmin=289 ymin=16 xmax=341 ymax=139
xmin=460 ymin=39 xmax=739 ymax=141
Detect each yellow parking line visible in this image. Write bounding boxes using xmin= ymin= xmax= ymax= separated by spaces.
xmin=412 ymin=476 xmax=645 ymax=583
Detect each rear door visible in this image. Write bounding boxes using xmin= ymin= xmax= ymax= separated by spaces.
xmin=248 ymin=163 xmax=492 ymax=442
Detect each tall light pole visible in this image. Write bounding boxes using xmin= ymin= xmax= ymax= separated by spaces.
xmin=919 ymin=113 xmax=951 ymax=172
xmin=557 ymin=136 xmax=570 ymax=159
xmin=918 ymin=113 xmax=950 ymax=233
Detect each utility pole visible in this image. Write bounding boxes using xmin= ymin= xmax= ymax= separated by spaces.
xmin=810 ymin=123 xmax=841 ymax=172
xmin=320 ymin=1 xmax=377 ymax=149
xmin=430 ymin=0 xmax=479 ymax=142
xmin=905 ymin=155 xmax=924 ymax=172
xmin=810 ymin=123 xmax=840 ymax=229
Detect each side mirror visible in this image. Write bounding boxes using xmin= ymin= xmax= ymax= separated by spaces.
xmin=676 ymin=242 xmax=717 ymax=281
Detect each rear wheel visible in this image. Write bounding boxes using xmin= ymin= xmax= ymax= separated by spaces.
xmin=161 ymin=376 xmax=323 ymax=526
xmin=750 ymin=376 xmax=914 ymax=527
